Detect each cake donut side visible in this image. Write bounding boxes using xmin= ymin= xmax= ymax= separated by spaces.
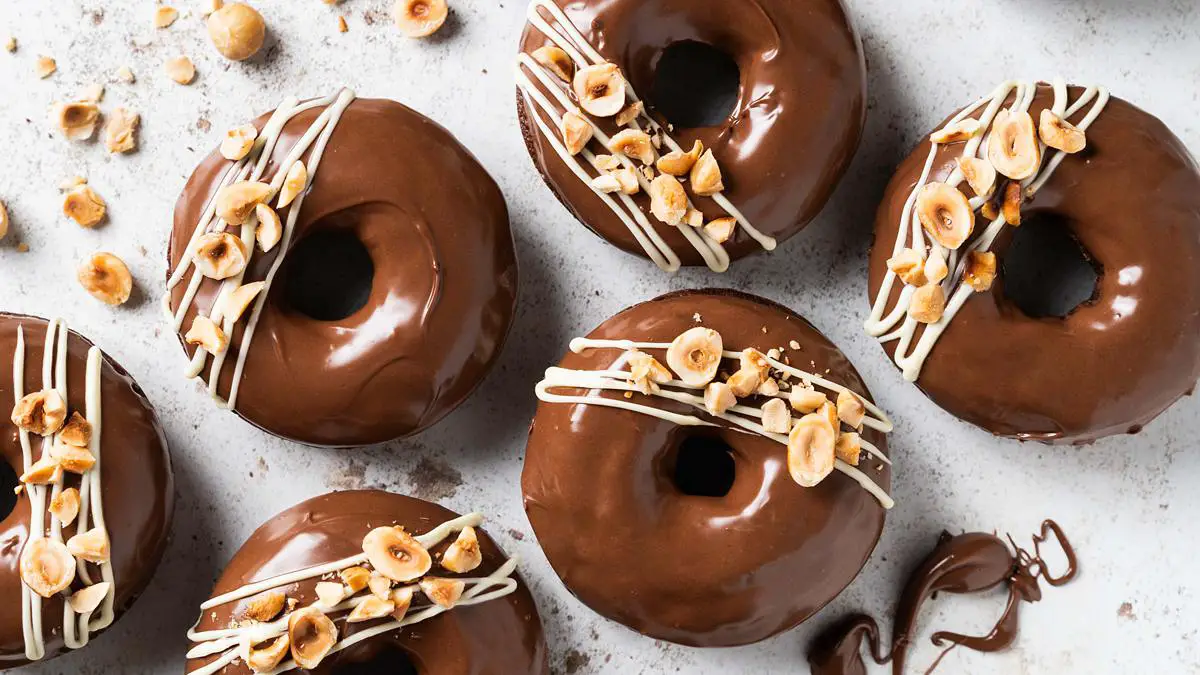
xmin=184 ymin=490 xmax=548 ymax=674
xmin=0 ymin=314 xmax=173 ymax=668
xmin=866 ymin=79 xmax=1200 ymax=443
xmin=523 ymin=290 xmax=892 ymax=647
xmin=167 ymin=91 xmax=518 ymax=448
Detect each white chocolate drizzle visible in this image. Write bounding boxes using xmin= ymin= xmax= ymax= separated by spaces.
xmin=515 ymin=0 xmax=776 ymax=273
xmin=164 ymin=88 xmax=357 ymax=409
xmin=12 ymin=319 xmax=115 ymax=660
xmin=865 ymin=78 xmax=1110 ymax=381
xmin=535 ymin=336 xmax=895 ymax=509
xmin=184 ymin=513 xmax=519 ymax=675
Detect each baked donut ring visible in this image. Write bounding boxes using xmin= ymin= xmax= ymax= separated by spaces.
xmin=866 ymin=79 xmax=1200 ymax=443
xmin=0 ymin=314 xmax=173 ymax=667
xmin=515 ymin=0 xmax=866 ymax=272
xmin=167 ymin=92 xmax=518 ymax=447
xmin=184 ymin=490 xmax=548 ymax=674
xmin=524 ymin=290 xmax=893 ymax=646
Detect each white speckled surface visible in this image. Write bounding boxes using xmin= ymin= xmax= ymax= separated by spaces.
xmin=1 ymin=0 xmax=1198 ymax=673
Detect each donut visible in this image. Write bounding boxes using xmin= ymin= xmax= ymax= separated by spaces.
xmin=866 ymin=78 xmax=1200 ymax=443
xmin=184 ymin=490 xmax=548 ymax=674
xmin=523 ymin=290 xmax=893 ymax=646
xmin=514 ymin=0 xmax=866 ymax=272
xmin=167 ymin=90 xmax=518 ymax=447
xmin=0 ymin=314 xmax=173 ymax=667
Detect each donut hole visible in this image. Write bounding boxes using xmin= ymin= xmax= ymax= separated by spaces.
xmin=670 ymin=432 xmax=736 ymax=497
xmin=651 ymin=41 xmax=740 ymax=129
xmin=331 ymin=645 xmax=418 ymax=675
xmin=1001 ymin=212 xmax=1100 ymax=318
xmin=0 ymin=461 xmax=17 ymax=521
xmin=281 ymin=229 xmax=375 ymax=321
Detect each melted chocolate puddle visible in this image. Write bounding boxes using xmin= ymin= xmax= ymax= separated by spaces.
xmin=808 ymin=520 xmax=1077 ymax=675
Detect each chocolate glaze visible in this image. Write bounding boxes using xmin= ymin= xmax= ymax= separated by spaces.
xmin=523 ymin=289 xmax=890 ymax=647
xmin=0 ymin=314 xmax=174 ymax=668
xmin=185 ymin=490 xmax=548 ymax=675
xmin=869 ymin=84 xmax=1200 ymax=443
xmin=168 ymin=98 xmax=518 ymax=447
xmin=808 ymin=520 xmax=1078 ymax=675
xmin=516 ymin=0 xmax=866 ymax=266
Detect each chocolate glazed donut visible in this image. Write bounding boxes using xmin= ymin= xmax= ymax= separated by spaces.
xmin=184 ymin=491 xmax=549 ymax=675
xmin=868 ymin=84 xmax=1200 ymax=443
xmin=523 ymin=290 xmax=891 ymax=646
xmin=516 ymin=0 xmax=866 ymax=267
xmin=168 ymin=97 xmax=518 ymax=447
xmin=0 ymin=314 xmax=173 ymax=668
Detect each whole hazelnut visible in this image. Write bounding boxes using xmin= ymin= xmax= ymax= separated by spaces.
xmin=207 ymin=3 xmax=266 ymax=61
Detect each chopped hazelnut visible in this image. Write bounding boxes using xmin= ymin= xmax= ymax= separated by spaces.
xmin=419 ymin=578 xmax=465 ymax=608
xmin=339 ymin=566 xmax=371 ymax=593
xmin=59 ymin=412 xmax=92 ymax=447
xmin=924 ymin=252 xmax=949 ymax=285
xmin=114 ymin=65 xmax=135 ymax=83
xmin=336 ymin=15 xmax=348 ymax=32
xmin=531 ymin=45 xmax=573 ymax=82
xmin=656 ymin=140 xmax=702 ymax=176
xmin=54 ymin=101 xmax=101 ymax=142
xmin=216 ymin=181 xmax=272 ymax=225
xmin=221 ymin=281 xmax=266 ymax=323
xmin=1002 ymin=181 xmax=1023 ymax=226
xmin=908 ymin=284 xmax=946 ymax=324
xmin=704 ymin=381 xmax=737 ymax=415
xmin=77 ymin=252 xmax=133 ymax=305
xmin=245 ymin=635 xmax=290 ymax=673
xmin=560 ymin=111 xmax=593 ymax=156
xmin=103 ymin=107 xmax=140 ymax=154
xmin=761 ymin=398 xmax=792 ymax=434
xmin=165 ymin=56 xmax=196 ymax=85
xmin=1039 ymin=109 xmax=1086 ymax=154
xmin=50 ymin=488 xmax=81 ymax=526
xmin=20 ymin=538 xmax=76 ymax=598
xmin=964 ymin=250 xmax=997 ymax=292
xmin=703 ymin=216 xmax=736 ymax=244
xmin=0 ymin=199 xmax=8 ymax=240
xmin=787 ymin=413 xmax=836 ymax=487
xmin=836 ymin=390 xmax=866 ymax=429
xmin=68 ymin=582 xmax=111 ymax=614
xmin=689 ymin=149 xmax=725 ymax=196
xmin=362 ymin=527 xmax=432 ymax=582
xmin=648 ymin=174 xmax=687 ymax=225
xmin=314 ymin=581 xmax=347 ymax=608
xmin=608 ymin=129 xmax=654 ymax=165
xmin=614 ymin=100 xmax=643 ymax=127
xmin=835 ymin=432 xmax=862 ymax=466
xmin=154 ymin=6 xmax=180 ymax=28
xmin=987 ymin=109 xmax=1041 ymax=180
xmin=441 ymin=526 xmax=482 ymax=573
xmin=277 ymin=161 xmax=308 ymax=209
xmin=916 ymin=182 xmax=973 ymax=249
xmin=886 ymin=248 xmax=927 ymax=286
xmin=347 ymin=595 xmax=395 ymax=622
xmin=241 ymin=590 xmax=286 ymax=623
xmin=930 ymin=118 xmax=981 ymax=144
xmin=193 ymin=232 xmax=249 ymax=279
xmin=726 ymin=367 xmax=761 ymax=398
xmin=19 ymin=456 xmax=62 ymax=485
xmin=63 ymin=185 xmax=106 ymax=227
xmin=50 ymin=440 xmax=97 ymax=473
xmin=254 ymin=203 xmax=282 ymax=252
xmin=957 ymin=156 xmax=996 ymax=198
xmin=220 ymin=124 xmax=259 ymax=161
xmin=287 ymin=607 xmax=338 ymax=670
xmin=393 ymin=0 xmax=448 ymax=39
xmin=66 ymin=527 xmax=110 ymax=563
xmin=788 ymin=386 xmax=826 ymax=413
xmin=186 ymin=315 xmax=230 ymax=355
xmin=573 ymin=63 xmax=626 ymax=118
xmin=35 ymin=55 xmax=56 ymax=79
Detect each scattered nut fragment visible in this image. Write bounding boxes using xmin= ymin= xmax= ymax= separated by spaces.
xmin=787 ymin=413 xmax=836 ymax=487
xmin=64 ymin=185 xmax=107 ymax=228
xmin=3 ymin=36 xmax=15 ymax=53
xmin=216 ymin=181 xmax=272 ymax=225
xmin=245 ymin=635 xmax=290 ymax=673
xmin=241 ymin=590 xmax=286 ymax=623
xmin=165 ymin=56 xmax=196 ymax=84
xmin=924 ymin=251 xmax=948 ymax=285
xmin=560 ymin=111 xmax=592 ymax=156
xmin=20 ymin=457 xmax=63 ymax=485
xmin=340 ymin=566 xmax=371 ymax=593
xmin=908 ymin=284 xmax=946 ymax=324
xmin=608 ymin=129 xmax=654 ymax=165
xmin=368 ymin=573 xmax=393 ymax=600
xmin=836 ymin=390 xmax=866 ymax=429
xmin=77 ymin=252 xmax=133 ymax=305
xmin=614 ymin=101 xmax=643 ymax=127
xmin=80 ymin=83 xmax=104 ymax=103
xmin=336 ymin=15 xmax=348 ymax=33
xmin=103 ymin=107 xmax=139 ymax=153
xmin=956 ymin=156 xmax=996 ymax=198
xmin=666 ymin=327 xmax=722 ymax=387
xmin=761 ymin=398 xmax=791 ymax=434
xmin=390 ymin=587 xmax=414 ymax=621
xmin=987 ymin=109 xmax=1041 ymax=180
xmin=314 ymin=581 xmax=347 ymax=608
xmin=1002 ymin=181 xmax=1023 ymax=226
xmin=254 ymin=204 xmax=282 ymax=252
xmin=54 ymin=101 xmax=101 ymax=142
xmin=0 ymin=200 xmax=8 ymax=240
xmin=221 ymin=281 xmax=265 ymax=323
xmin=656 ymin=140 xmax=702 ymax=177
xmin=573 ymin=63 xmax=626 ymax=118
xmin=835 ymin=432 xmax=862 ymax=466
xmin=50 ymin=488 xmax=81 ymax=526
xmin=12 ymin=389 xmax=68 ymax=436
xmin=20 ymin=538 xmax=76 ymax=598
xmin=114 ymin=65 xmax=135 ymax=83
xmin=648 ymin=174 xmax=687 ymax=225
xmin=50 ymin=441 xmax=97 ymax=473
xmin=963 ymin=250 xmax=997 ymax=292
xmin=208 ymin=3 xmax=266 ymax=60
xmin=419 ymin=578 xmax=465 ymax=609
xmin=930 ymin=118 xmax=981 ymax=144
xmin=68 ymin=582 xmax=111 ymax=614
xmin=362 ymin=527 xmax=432 ymax=582
xmin=627 ymin=350 xmax=671 ymax=395
xmin=186 ymin=315 xmax=229 ymax=355
xmin=277 ymin=161 xmax=308 ymax=209
xmin=740 ymin=348 xmax=772 ymax=380
xmin=288 ymin=607 xmax=338 ymax=670
xmin=35 ymin=55 xmax=56 ymax=78
xmin=66 ymin=527 xmax=110 ymax=563
xmin=531 ymin=45 xmax=573 ymax=82
xmin=886 ymin=248 xmax=927 ymax=286
xmin=154 ymin=6 xmax=180 ymax=28
xmin=1039 ymin=109 xmax=1086 ymax=154
xmin=194 ymin=232 xmax=249 ymax=279
xmin=915 ymin=182 xmax=973 ymax=250
xmin=348 ymin=595 xmax=395 ymax=622
xmin=980 ymin=199 xmax=1000 ymax=222
xmin=611 ymin=168 xmax=640 ymax=195
xmin=393 ymin=0 xmax=448 ymax=38
xmin=727 ymin=367 xmax=761 ymax=398
xmin=704 ymin=381 xmax=736 ymax=415
xmin=689 ymin=149 xmax=724 ymax=196
xmin=221 ymin=124 xmax=259 ymax=161
xmin=703 ymin=216 xmax=736 ymax=244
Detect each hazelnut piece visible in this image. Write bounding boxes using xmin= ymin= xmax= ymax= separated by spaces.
xmin=726 ymin=367 xmax=762 ymax=398
xmin=154 ymin=6 xmax=180 ymax=29
xmin=186 ymin=316 xmax=230 ymax=355
xmin=51 ymin=488 xmax=82 ymax=526
xmin=441 ymin=526 xmax=483 ymax=574
xmin=787 ymin=413 xmax=837 ymax=487
xmin=245 ymin=635 xmax=290 ymax=673
xmin=0 ymin=199 xmax=8 ymax=240
xmin=788 ymin=387 xmax=827 ymax=414
xmin=362 ymin=526 xmax=432 ymax=582
xmin=255 ymin=204 xmax=283 ymax=253
xmin=835 ymin=432 xmax=862 ymax=467
xmin=393 ymin=0 xmax=448 ymax=38
xmin=242 ymin=590 xmax=287 ymax=622
xmin=419 ymin=578 xmax=465 ymax=608
xmin=49 ymin=441 xmax=97 ymax=473
xmin=277 ymin=161 xmax=308 ymax=209
xmin=66 ymin=527 xmax=110 ymax=563
xmin=164 ymin=56 xmax=196 ymax=85
xmin=836 ymin=390 xmax=866 ymax=429
xmin=103 ymin=107 xmax=139 ymax=154
xmin=689 ymin=149 xmax=725 ymax=196
xmin=35 ymin=55 xmax=56 ymax=79
xmin=761 ymin=398 xmax=792 ymax=434
xmin=614 ymin=100 xmax=643 ymax=127
xmin=987 ymin=109 xmax=1041 ymax=180
xmin=194 ymin=232 xmax=249 ymax=280
xmin=607 ymin=129 xmax=654 ymax=165
xmin=207 ymin=3 xmax=266 ymax=60
xmin=221 ymin=281 xmax=266 ymax=324
xmin=964 ymin=250 xmax=997 ymax=292
xmin=908 ymin=284 xmax=946 ymax=324
xmin=390 ymin=587 xmax=414 ymax=621
xmin=704 ymin=381 xmax=737 ymax=415
xmin=915 ymin=182 xmax=973 ymax=250
xmin=703 ymin=216 xmax=736 ymax=244
xmin=220 ymin=124 xmax=258 ymax=161
xmin=627 ymin=350 xmax=672 ymax=395
xmin=339 ymin=566 xmax=371 ymax=593
xmin=63 ymin=185 xmax=107 ymax=228
xmin=1002 ymin=181 xmax=1023 ymax=226
xmin=655 ymin=140 xmax=702 ymax=177
xmin=930 ymin=118 xmax=981 ymax=144
xmin=314 ymin=581 xmax=347 ymax=608
xmin=532 ymin=46 xmax=573 ymax=82
xmin=956 ymin=156 xmax=996 ymax=198
xmin=573 ymin=63 xmax=626 ymax=118
xmin=887 ymin=248 xmax=927 ymax=287
xmin=68 ymin=582 xmax=111 ymax=614
xmin=740 ymin=348 xmax=772 ymax=380
xmin=368 ymin=573 xmax=393 ymax=600
xmin=560 ymin=111 xmax=593 ymax=156
xmin=54 ymin=101 xmax=101 ymax=142
xmin=78 ymin=252 xmax=133 ymax=305
xmin=611 ymin=168 xmax=640 ymax=195
xmin=666 ymin=327 xmax=723 ymax=387
xmin=924 ymin=251 xmax=949 ymax=285
xmin=20 ymin=538 xmax=76 ymax=598
xmin=20 ymin=457 xmax=63 ymax=485
xmin=288 ymin=607 xmax=338 ymax=670
xmin=648 ymin=174 xmax=687 ymax=225
xmin=348 ymin=595 xmax=395 ymax=622
xmin=12 ymin=389 xmax=67 ymax=436
xmin=1039 ymin=109 xmax=1086 ymax=154
xmin=217 ymin=181 xmax=272 ymax=225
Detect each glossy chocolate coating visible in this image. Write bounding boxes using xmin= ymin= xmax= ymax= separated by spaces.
xmin=523 ymin=290 xmax=890 ymax=646
xmin=168 ymin=98 xmax=518 ymax=447
xmin=516 ymin=0 xmax=866 ymax=266
xmin=0 ymin=314 xmax=174 ymax=668
xmin=185 ymin=490 xmax=549 ymax=675
xmin=869 ymin=85 xmax=1200 ymax=443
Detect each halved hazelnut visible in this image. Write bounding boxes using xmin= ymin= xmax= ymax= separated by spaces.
xmin=54 ymin=101 xmax=101 ymax=142
xmin=362 ymin=526 xmax=432 ymax=582
xmin=63 ymin=185 xmax=107 ymax=228
xmin=245 ymin=634 xmax=290 ymax=673
xmin=787 ymin=413 xmax=837 ymax=487
xmin=1039 ymin=109 xmax=1086 ymax=154
xmin=186 ymin=316 xmax=230 ymax=355
xmin=440 ymin=526 xmax=482 ymax=574
xmin=956 ymin=156 xmax=996 ymax=198
xmin=419 ymin=578 xmax=465 ymax=609
xmin=348 ymin=595 xmax=395 ymax=622
xmin=20 ymin=456 xmax=63 ymax=485
xmin=314 ymin=581 xmax=347 ymax=608
xmin=915 ymin=182 xmax=973 ymax=250
xmin=615 ymin=100 xmax=643 ymax=127
xmin=390 ymin=587 xmax=414 ymax=621
xmin=220 ymin=124 xmax=258 ymax=161
xmin=255 ymin=203 xmax=282 ymax=252
xmin=761 ymin=398 xmax=792 ymax=434
xmin=59 ymin=412 xmax=92 ymax=448
xmin=1002 ymin=181 xmax=1023 ymax=226
xmin=964 ymin=250 xmax=997 ymax=292
xmin=277 ymin=161 xmax=308 ymax=209
xmin=887 ymin=248 xmax=927 ymax=287
xmin=241 ymin=589 xmax=286 ymax=623
xmin=908 ymin=284 xmax=946 ymax=324
xmin=50 ymin=488 xmax=81 ymax=526
xmin=339 ymin=566 xmax=371 ymax=593
xmin=12 ymin=389 xmax=67 ymax=436
xmin=221 ymin=281 xmax=265 ymax=324
xmin=216 ymin=181 xmax=272 ymax=225
xmin=703 ymin=216 xmax=736 ymax=244
xmin=924 ymin=252 xmax=949 ymax=285
xmin=788 ymin=387 xmax=828 ymax=414
xmin=572 ymin=63 xmax=626 ymax=118
xmin=836 ymin=390 xmax=866 ymax=429
xmin=66 ymin=527 xmax=110 ymax=563
xmin=649 ymin=174 xmax=687 ymax=225
xmin=704 ymin=381 xmax=736 ymax=415
xmin=393 ymin=0 xmax=448 ymax=38
xmin=288 ymin=607 xmax=338 ymax=670
xmin=35 ymin=55 xmax=57 ymax=79
xmin=560 ymin=111 xmax=593 ymax=156
xmin=165 ymin=56 xmax=196 ymax=85
xmin=207 ymin=3 xmax=266 ymax=59
xmin=68 ymin=582 xmax=111 ymax=614
xmin=987 ymin=109 xmax=1041 ymax=180
xmin=368 ymin=573 xmax=393 ymax=600
xmin=608 ymin=129 xmax=654 ymax=165
xmin=49 ymin=441 xmax=97 ymax=473
xmin=531 ymin=45 xmax=573 ymax=82
xmin=689 ymin=149 xmax=724 ymax=196
xmin=589 ymin=174 xmax=621 ymax=194
xmin=20 ymin=538 xmax=76 ymax=598
xmin=655 ymin=140 xmax=702 ymax=177
xmin=727 ymin=367 xmax=762 ymax=398
xmin=194 ymin=232 xmax=249 ymax=280
xmin=930 ymin=118 xmax=981 ymax=144
xmin=835 ymin=432 xmax=862 ymax=467
xmin=78 ymin=252 xmax=133 ymax=305
xmin=103 ymin=107 xmax=139 ymax=153
xmin=666 ymin=327 xmax=723 ymax=387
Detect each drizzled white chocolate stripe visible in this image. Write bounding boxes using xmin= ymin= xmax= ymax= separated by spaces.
xmin=515 ymin=0 xmax=776 ymax=273
xmin=184 ymin=513 xmax=519 ymax=675
xmin=164 ymin=89 xmax=357 ymax=409
xmin=13 ymin=320 xmax=114 ymax=660
xmin=535 ymin=337 xmax=895 ymax=509
xmin=865 ymin=78 xmax=1109 ymax=381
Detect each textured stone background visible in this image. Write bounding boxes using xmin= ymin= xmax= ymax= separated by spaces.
xmin=1 ymin=0 xmax=1198 ymax=673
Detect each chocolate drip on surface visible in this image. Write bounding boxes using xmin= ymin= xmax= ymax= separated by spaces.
xmin=808 ymin=520 xmax=1077 ymax=675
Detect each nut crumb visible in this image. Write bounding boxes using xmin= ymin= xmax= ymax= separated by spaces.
xmin=103 ymin=107 xmax=140 ymax=154
xmin=164 ymin=56 xmax=196 ymax=84
xmin=35 ymin=55 xmax=56 ymax=78
xmin=154 ymin=6 xmax=180 ymax=28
